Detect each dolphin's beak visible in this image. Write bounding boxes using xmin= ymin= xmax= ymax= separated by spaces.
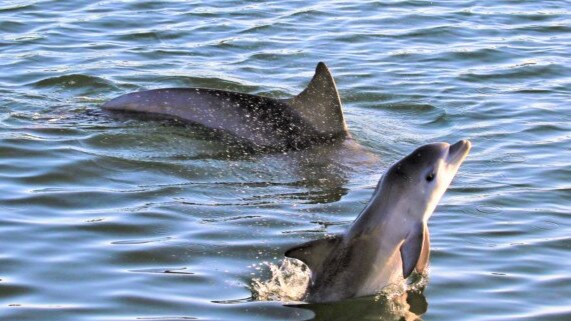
xmin=447 ymin=139 xmax=471 ymax=165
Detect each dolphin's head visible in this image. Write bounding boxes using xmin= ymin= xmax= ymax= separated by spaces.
xmin=382 ymin=140 xmax=471 ymax=222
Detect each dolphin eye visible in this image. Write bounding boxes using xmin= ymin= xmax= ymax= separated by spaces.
xmin=426 ymin=172 xmax=435 ymax=182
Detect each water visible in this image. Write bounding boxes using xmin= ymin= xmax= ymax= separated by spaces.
xmin=1 ymin=0 xmax=570 ymax=320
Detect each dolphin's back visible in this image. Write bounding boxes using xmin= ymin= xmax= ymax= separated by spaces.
xmin=102 ymin=62 xmax=349 ymax=150
xmin=104 ymin=88 xmax=314 ymax=148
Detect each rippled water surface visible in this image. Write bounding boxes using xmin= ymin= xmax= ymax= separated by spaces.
xmin=1 ymin=1 xmax=570 ymax=320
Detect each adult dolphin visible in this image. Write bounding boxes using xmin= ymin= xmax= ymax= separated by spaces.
xmin=103 ymin=63 xmax=349 ymax=151
xmin=285 ymin=140 xmax=471 ymax=303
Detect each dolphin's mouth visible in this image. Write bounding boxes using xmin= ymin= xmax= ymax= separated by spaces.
xmin=448 ymin=139 xmax=471 ymax=165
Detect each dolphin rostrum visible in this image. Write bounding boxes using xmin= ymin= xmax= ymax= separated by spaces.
xmin=102 ymin=62 xmax=348 ymax=151
xmin=285 ymin=140 xmax=471 ymax=303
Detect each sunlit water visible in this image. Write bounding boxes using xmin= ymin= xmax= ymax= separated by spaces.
xmin=1 ymin=1 xmax=570 ymax=320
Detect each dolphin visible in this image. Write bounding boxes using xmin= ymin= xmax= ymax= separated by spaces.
xmin=285 ymin=140 xmax=471 ymax=303
xmin=102 ymin=62 xmax=348 ymax=151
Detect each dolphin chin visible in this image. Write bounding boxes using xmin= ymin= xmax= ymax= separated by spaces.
xmin=102 ymin=62 xmax=350 ymax=151
xmin=285 ymin=140 xmax=471 ymax=303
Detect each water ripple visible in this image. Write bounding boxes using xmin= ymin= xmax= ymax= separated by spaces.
xmin=1 ymin=0 xmax=570 ymax=320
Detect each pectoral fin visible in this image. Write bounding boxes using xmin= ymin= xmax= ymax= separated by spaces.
xmin=415 ymin=224 xmax=430 ymax=274
xmin=285 ymin=234 xmax=342 ymax=271
xmin=400 ymin=223 xmax=425 ymax=278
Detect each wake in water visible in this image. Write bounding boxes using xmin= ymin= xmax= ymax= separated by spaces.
xmin=250 ymin=258 xmax=429 ymax=303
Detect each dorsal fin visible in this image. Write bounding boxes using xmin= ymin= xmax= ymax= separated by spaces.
xmin=285 ymin=234 xmax=343 ymax=271
xmin=286 ymin=62 xmax=348 ymax=138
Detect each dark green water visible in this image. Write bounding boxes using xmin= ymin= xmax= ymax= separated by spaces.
xmin=1 ymin=1 xmax=570 ymax=320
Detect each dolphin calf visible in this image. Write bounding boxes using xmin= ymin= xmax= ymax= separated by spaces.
xmin=102 ymin=62 xmax=348 ymax=151
xmin=285 ymin=140 xmax=471 ymax=303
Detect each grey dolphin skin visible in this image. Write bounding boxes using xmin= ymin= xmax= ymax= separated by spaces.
xmin=102 ymin=62 xmax=348 ymax=151
xmin=285 ymin=140 xmax=471 ymax=303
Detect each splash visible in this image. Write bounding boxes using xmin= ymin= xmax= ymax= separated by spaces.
xmin=372 ymin=272 xmax=428 ymax=303
xmin=250 ymin=258 xmax=310 ymax=302
xmin=406 ymin=269 xmax=430 ymax=292
xmin=251 ymin=259 xmax=429 ymax=305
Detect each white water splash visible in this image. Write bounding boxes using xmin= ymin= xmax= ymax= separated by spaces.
xmin=406 ymin=269 xmax=430 ymax=292
xmin=250 ymin=258 xmax=310 ymax=302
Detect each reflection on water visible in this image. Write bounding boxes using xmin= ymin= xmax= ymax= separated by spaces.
xmin=289 ymin=290 xmax=427 ymax=321
xmin=107 ymin=111 xmax=380 ymax=204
